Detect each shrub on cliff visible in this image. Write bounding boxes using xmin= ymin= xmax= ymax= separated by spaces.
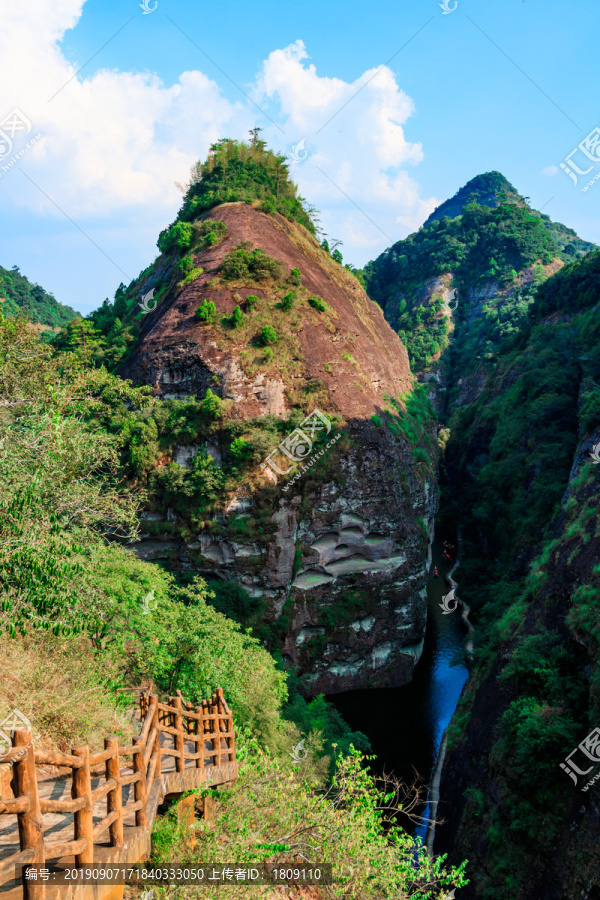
xmin=151 ymin=452 xmax=225 ymax=523
xmin=158 ymin=221 xmax=194 ymax=254
xmin=308 ymin=295 xmax=326 ymax=312
xmin=259 ymin=325 xmax=278 ymax=346
xmin=221 ymin=243 xmax=286 ymax=283
xmin=196 ymin=299 xmax=216 ymax=323
xmin=178 ymin=255 xmax=195 ymax=276
xmin=230 ymin=304 xmax=245 ymax=328
xmin=197 ymin=218 xmax=228 ymax=248
xmin=200 ymin=388 xmax=223 ymax=419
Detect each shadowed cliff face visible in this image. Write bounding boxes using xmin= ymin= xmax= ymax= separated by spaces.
xmin=119 ymin=203 xmax=438 ymax=695
xmin=364 ymin=187 xmax=600 ymax=897
xmin=436 ymin=429 xmax=600 ymax=900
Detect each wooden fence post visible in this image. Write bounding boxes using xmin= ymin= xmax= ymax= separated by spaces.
xmin=132 ymin=737 xmax=148 ymax=828
xmin=105 ymin=737 xmax=123 ymax=847
xmin=173 ymin=693 xmax=185 ymax=773
xmin=211 ymin=694 xmax=221 ymax=768
xmin=216 ymin=688 xmax=233 ymax=764
xmin=229 ymin=705 xmax=236 ymax=763
xmin=203 ymin=700 xmax=212 ymax=766
xmin=11 ymin=729 xmax=45 ymax=900
xmin=152 ymin=697 xmax=161 ymax=776
xmin=72 ymin=745 xmax=94 ymax=865
xmin=194 ymin=705 xmax=203 ymax=769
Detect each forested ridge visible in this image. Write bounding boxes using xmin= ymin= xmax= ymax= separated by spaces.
xmin=364 ymin=171 xmax=600 ymax=898
xmin=0 ymin=264 xmax=78 ymax=330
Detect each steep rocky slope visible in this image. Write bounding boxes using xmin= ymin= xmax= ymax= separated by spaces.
xmin=364 ymin=179 xmax=600 ymax=898
xmin=118 ymin=201 xmax=438 ymax=696
xmin=430 ymin=253 xmax=600 ymax=900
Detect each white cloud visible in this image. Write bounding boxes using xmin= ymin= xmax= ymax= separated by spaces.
xmin=0 ymin=0 xmax=251 ymax=217
xmin=542 ymin=165 xmax=560 ymax=176
xmin=255 ymin=40 xmax=438 ymax=263
xmin=0 ymin=6 xmax=435 ymax=279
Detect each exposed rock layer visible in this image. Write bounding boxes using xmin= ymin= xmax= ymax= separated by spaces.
xmin=120 ymin=203 xmax=437 ymax=694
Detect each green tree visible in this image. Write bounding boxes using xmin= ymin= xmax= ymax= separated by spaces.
xmin=200 ymin=388 xmax=223 ymax=419
xmin=196 ymin=299 xmax=216 ymax=323
xmin=230 ymin=305 xmax=245 ymax=328
xmin=259 ymin=325 xmax=278 ymax=346
xmin=52 ymin=318 xmax=106 ymax=367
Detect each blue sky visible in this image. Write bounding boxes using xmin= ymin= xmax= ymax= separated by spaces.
xmin=0 ymin=0 xmax=598 ymax=314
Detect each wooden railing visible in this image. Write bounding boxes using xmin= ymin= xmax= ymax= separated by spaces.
xmin=0 ymin=688 xmax=236 ymax=898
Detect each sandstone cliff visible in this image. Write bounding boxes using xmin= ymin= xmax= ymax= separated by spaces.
xmin=119 ymin=202 xmax=437 ymax=695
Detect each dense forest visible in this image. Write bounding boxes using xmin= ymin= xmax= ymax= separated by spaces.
xmin=364 ymin=173 xmax=597 ymax=372
xmin=0 ymin=140 xmax=469 ymax=899
xmin=364 ymin=171 xmax=600 ymax=897
xmin=0 ymin=264 xmax=78 ymax=330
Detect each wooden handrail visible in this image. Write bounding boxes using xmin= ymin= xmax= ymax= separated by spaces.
xmin=105 ymin=736 xmax=123 ymax=848
xmin=72 ymin=745 xmax=93 ymax=866
xmin=1 ymin=688 xmax=236 ymax=900
xmin=11 ymin=729 xmax=44 ymax=900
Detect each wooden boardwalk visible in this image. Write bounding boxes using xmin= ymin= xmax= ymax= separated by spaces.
xmin=0 ymin=689 xmax=238 ymax=900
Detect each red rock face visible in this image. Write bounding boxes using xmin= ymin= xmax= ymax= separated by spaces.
xmin=121 ymin=203 xmax=437 ymax=696
xmin=120 ymin=203 xmax=412 ymax=418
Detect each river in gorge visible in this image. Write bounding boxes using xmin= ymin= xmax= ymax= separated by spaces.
xmin=329 ymin=536 xmax=470 ymax=844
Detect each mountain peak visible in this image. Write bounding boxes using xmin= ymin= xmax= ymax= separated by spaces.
xmin=424 ymin=171 xmax=520 ymax=226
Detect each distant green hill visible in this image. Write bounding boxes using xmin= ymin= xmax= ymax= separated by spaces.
xmin=423 ymin=171 xmax=595 ymax=259
xmin=0 ymin=265 xmax=78 ymax=329
xmin=423 ymin=171 xmax=520 ymax=225
xmin=364 ymin=172 xmax=598 ymax=372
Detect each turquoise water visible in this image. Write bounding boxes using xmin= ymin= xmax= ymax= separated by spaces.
xmin=330 ymin=538 xmax=469 ymax=839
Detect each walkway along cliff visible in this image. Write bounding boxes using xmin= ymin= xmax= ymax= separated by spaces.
xmin=0 ymin=689 xmax=237 ymax=900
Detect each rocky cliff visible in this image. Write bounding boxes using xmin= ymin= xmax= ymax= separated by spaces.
xmin=364 ymin=178 xmax=600 ymax=898
xmin=119 ymin=201 xmax=438 ymax=695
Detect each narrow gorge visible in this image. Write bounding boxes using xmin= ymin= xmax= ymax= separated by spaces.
xmin=4 ymin=139 xmax=600 ymax=900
